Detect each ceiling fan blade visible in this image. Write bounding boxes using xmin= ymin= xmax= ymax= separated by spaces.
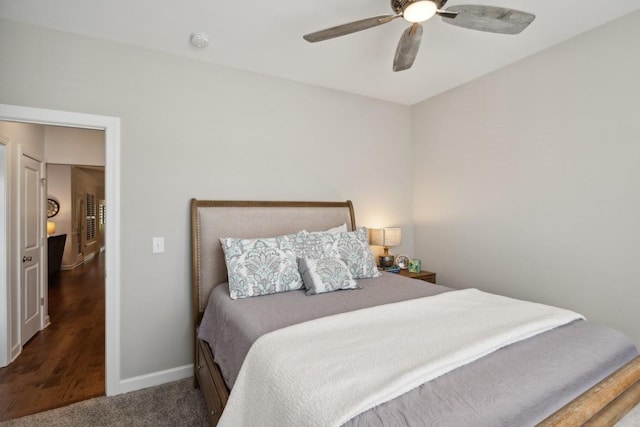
xmin=393 ymin=23 xmax=423 ymax=72
xmin=441 ymin=5 xmax=535 ymax=35
xmin=436 ymin=10 xmax=458 ymax=19
xmin=303 ymin=15 xmax=398 ymax=43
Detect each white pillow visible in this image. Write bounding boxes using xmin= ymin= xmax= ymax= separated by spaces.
xmin=324 ymin=223 xmax=347 ymax=233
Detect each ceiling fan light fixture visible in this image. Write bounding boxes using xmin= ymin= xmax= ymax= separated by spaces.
xmin=403 ymin=0 xmax=438 ymax=23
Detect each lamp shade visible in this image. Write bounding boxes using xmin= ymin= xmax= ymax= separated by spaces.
xmin=47 ymin=221 xmax=56 ymax=236
xmin=370 ymin=228 xmax=401 ymax=247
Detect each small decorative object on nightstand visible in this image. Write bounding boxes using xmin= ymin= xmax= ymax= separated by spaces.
xmin=399 ymin=269 xmax=436 ymax=284
xmin=395 ymin=254 xmax=410 ymax=270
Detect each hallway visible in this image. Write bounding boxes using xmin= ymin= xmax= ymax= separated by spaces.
xmin=0 ymin=253 xmax=105 ymax=421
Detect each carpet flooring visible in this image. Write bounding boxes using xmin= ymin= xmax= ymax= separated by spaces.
xmin=1 ymin=376 xmax=638 ymax=426
xmin=0 ymin=378 xmax=207 ymax=427
xmin=617 ymin=403 xmax=640 ymax=427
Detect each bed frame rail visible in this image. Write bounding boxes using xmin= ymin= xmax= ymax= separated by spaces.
xmin=538 ymin=355 xmax=640 ymax=426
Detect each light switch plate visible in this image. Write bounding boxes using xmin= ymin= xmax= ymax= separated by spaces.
xmin=152 ymin=237 xmax=164 ymax=253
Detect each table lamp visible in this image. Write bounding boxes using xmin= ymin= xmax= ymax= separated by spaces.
xmin=47 ymin=221 xmax=56 ymax=236
xmin=370 ymin=227 xmax=401 ymax=268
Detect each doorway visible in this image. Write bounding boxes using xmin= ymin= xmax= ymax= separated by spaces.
xmin=0 ymin=122 xmax=108 ymax=420
xmin=0 ymin=104 xmax=121 ymax=398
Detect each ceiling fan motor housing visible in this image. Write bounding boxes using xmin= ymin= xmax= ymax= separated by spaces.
xmin=391 ymin=0 xmax=446 ymax=14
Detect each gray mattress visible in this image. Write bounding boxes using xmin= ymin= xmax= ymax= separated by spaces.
xmin=198 ymin=272 xmax=638 ymax=426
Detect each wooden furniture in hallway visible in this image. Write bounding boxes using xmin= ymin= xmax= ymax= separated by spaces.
xmin=47 ymin=234 xmax=67 ymax=276
xmin=0 ymin=253 xmax=106 ymax=421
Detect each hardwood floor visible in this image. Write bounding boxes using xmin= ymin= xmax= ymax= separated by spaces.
xmin=0 ymin=252 xmax=105 ymax=421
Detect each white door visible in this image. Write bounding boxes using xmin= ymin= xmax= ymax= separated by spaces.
xmin=21 ymin=154 xmax=42 ymax=345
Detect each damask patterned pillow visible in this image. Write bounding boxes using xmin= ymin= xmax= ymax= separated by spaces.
xmin=220 ymin=232 xmax=305 ymax=299
xmin=298 ymin=257 xmax=359 ymax=295
xmin=302 ymin=227 xmax=380 ymax=279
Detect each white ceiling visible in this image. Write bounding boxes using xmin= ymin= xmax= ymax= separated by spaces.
xmin=2 ymin=0 xmax=640 ymax=105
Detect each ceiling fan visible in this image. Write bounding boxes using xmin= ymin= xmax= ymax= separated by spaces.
xmin=303 ymin=1 xmax=536 ymax=72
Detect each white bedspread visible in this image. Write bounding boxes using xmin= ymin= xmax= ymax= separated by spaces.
xmin=217 ymin=288 xmax=584 ymax=427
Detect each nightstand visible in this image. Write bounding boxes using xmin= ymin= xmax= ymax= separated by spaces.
xmin=398 ymin=269 xmax=436 ymax=284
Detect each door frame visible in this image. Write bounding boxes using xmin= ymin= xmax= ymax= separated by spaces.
xmin=0 ymin=103 xmax=121 ymax=396
xmin=0 ymin=134 xmax=9 ymax=367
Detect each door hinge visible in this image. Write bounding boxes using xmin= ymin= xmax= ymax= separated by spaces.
xmin=41 ymin=297 xmax=44 ymax=306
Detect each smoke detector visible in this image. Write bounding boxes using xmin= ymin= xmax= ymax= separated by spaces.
xmin=190 ymin=32 xmax=210 ymax=48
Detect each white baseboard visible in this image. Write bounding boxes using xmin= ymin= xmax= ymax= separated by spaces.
xmin=60 ymin=261 xmax=83 ymax=270
xmin=10 ymin=342 xmax=21 ymax=363
xmin=61 ymin=251 xmax=99 ymax=270
xmin=113 ymin=363 xmax=194 ymax=396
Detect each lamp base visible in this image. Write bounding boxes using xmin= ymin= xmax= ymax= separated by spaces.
xmin=379 ymin=255 xmax=395 ymax=268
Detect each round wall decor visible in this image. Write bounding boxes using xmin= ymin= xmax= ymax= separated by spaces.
xmin=47 ymin=198 xmax=60 ymax=218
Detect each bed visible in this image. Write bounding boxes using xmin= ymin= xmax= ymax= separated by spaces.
xmin=191 ymin=199 xmax=640 ymax=426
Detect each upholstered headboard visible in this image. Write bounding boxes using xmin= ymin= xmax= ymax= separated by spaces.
xmin=191 ymin=200 xmax=356 ymax=323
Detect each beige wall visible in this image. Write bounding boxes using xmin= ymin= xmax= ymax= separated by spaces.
xmin=412 ymin=11 xmax=640 ymax=346
xmin=0 ymin=121 xmax=45 ymax=160
xmin=46 ymin=164 xmax=73 ymax=266
xmin=45 ymin=126 xmax=105 ymax=166
xmin=0 ymin=19 xmax=414 ymax=379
